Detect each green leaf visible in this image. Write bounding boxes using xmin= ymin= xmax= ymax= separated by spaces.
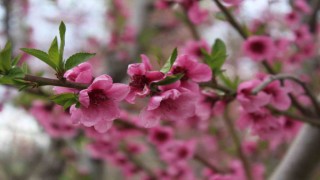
xmin=63 ymin=99 xmax=77 ymax=110
xmin=160 ymin=48 xmax=178 ymax=73
xmin=151 ymin=73 xmax=184 ymax=86
xmin=59 ymin=21 xmax=66 ymax=69
xmin=12 ymin=54 xmax=22 ymax=66
xmin=0 ymin=41 xmax=12 ymax=72
xmin=50 ymin=93 xmax=77 ymax=106
xmin=219 ymin=73 xmax=239 ymax=90
xmin=205 ymin=39 xmax=227 ymax=73
xmin=48 ymin=37 xmax=59 ymax=66
xmin=65 ymin=52 xmax=96 ymax=70
xmin=21 ymin=48 xmax=57 ymax=69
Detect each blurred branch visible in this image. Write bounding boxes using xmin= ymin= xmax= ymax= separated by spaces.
xmin=270 ymin=125 xmax=320 ymax=180
xmin=2 ymin=0 xmax=13 ymax=44
xmin=213 ymin=0 xmax=248 ymax=39
xmin=223 ymin=105 xmax=253 ymax=180
xmin=252 ymin=74 xmax=320 ymax=117
xmin=308 ymin=0 xmax=320 ymax=33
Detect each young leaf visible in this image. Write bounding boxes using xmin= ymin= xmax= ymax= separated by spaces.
xmin=205 ymin=39 xmax=228 ymax=73
xmin=12 ymin=54 xmax=22 ymax=66
xmin=48 ymin=37 xmax=59 ymax=66
xmin=59 ymin=21 xmax=66 ymax=69
xmin=21 ymin=48 xmax=57 ymax=69
xmin=65 ymin=53 xmax=96 ymax=70
xmin=160 ymin=48 xmax=178 ymax=73
xmin=50 ymin=93 xmax=77 ymax=106
xmin=0 ymin=42 xmax=12 ymax=72
xmin=63 ymin=99 xmax=78 ymax=110
xmin=151 ymin=73 xmax=184 ymax=86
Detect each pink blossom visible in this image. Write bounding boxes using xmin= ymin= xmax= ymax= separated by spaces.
xmin=70 ymin=75 xmax=130 ymax=133
xmin=126 ymin=55 xmax=164 ymax=103
xmin=242 ymin=35 xmax=275 ymax=62
xmin=31 ymin=102 xmax=77 ymax=138
xmin=171 ymin=55 xmax=212 ymax=83
xmin=148 ymin=126 xmax=174 ymax=146
xmin=139 ymin=88 xmax=197 ymax=127
xmin=182 ymin=40 xmax=210 ymax=60
xmin=187 ymin=3 xmax=209 ymax=25
xmin=293 ymin=25 xmax=312 ymax=45
xmin=54 ymin=62 xmax=93 ymax=94
xmin=160 ymin=140 xmax=196 ymax=164
xmin=284 ymin=11 xmax=300 ymax=26
xmin=294 ymin=0 xmax=311 ymax=14
xmin=238 ymin=108 xmax=282 ymax=140
xmin=237 ymin=79 xmax=271 ymax=112
xmin=262 ymin=80 xmax=291 ymax=111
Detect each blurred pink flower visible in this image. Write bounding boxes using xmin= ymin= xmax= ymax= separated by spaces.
xmin=242 ymin=36 xmax=275 ymax=62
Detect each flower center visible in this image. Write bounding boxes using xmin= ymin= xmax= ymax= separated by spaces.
xmin=88 ymin=89 xmax=108 ymax=105
xmin=172 ymin=66 xmax=188 ymax=80
xmin=154 ymin=131 xmax=170 ymax=143
xmin=129 ymin=75 xmax=148 ymax=91
xmin=250 ymin=41 xmax=266 ymax=54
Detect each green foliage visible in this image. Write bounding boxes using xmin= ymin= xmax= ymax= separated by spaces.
xmin=65 ymin=52 xmax=96 ymax=70
xmin=151 ymin=73 xmax=184 ymax=86
xmin=160 ymin=48 xmax=178 ymax=73
xmin=203 ymin=39 xmax=228 ymax=74
xmin=219 ymin=73 xmax=239 ymax=91
xmin=0 ymin=42 xmax=12 ymax=72
xmin=20 ymin=48 xmax=56 ymax=69
xmin=50 ymin=93 xmax=79 ymax=110
xmin=0 ymin=41 xmax=27 ymax=87
xmin=48 ymin=37 xmax=60 ymax=67
xmin=21 ymin=22 xmax=95 ymax=76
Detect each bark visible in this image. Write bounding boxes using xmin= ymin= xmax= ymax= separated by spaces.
xmin=270 ymin=125 xmax=320 ymax=180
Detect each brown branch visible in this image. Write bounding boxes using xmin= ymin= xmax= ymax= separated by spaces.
xmin=252 ymin=74 xmax=320 ymax=117
xmin=223 ymin=105 xmax=253 ymax=180
xmin=22 ymin=74 xmax=89 ymax=90
xmin=213 ymin=0 xmax=248 ymax=39
xmin=308 ymin=0 xmax=320 ymax=33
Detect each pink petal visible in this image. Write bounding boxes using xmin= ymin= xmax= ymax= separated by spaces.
xmin=127 ymin=63 xmax=146 ymax=76
xmin=106 ymin=83 xmax=130 ymax=101
xmin=79 ymin=89 xmax=90 ymax=108
xmin=70 ymin=105 xmax=82 ymax=125
xmin=94 ymin=120 xmax=113 ymax=133
xmin=145 ymin=71 xmax=164 ymax=81
xmin=188 ymin=63 xmax=212 ymax=82
xmin=147 ymin=96 xmax=163 ymax=110
xmin=141 ymin=54 xmax=152 ymax=71
xmin=139 ymin=108 xmax=161 ymax=128
xmin=89 ymin=75 xmax=113 ymax=91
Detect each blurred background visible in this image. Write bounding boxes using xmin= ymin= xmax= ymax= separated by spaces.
xmin=0 ymin=0 xmax=298 ymax=179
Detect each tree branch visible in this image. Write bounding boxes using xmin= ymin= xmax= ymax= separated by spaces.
xmin=270 ymin=125 xmax=320 ymax=180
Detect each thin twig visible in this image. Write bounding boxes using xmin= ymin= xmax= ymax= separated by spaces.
xmin=22 ymin=74 xmax=89 ymax=90
xmin=213 ymin=0 xmax=248 ymax=39
xmin=268 ymin=106 xmax=320 ymax=126
xmin=223 ymin=105 xmax=253 ymax=180
xmin=252 ymin=74 xmax=320 ymax=116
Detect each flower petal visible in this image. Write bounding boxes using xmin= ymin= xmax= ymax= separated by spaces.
xmin=79 ymin=89 xmax=90 ymax=108
xmin=106 ymin=83 xmax=130 ymax=102
xmin=89 ymin=75 xmax=113 ymax=91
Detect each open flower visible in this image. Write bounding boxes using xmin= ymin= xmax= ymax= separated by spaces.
xmin=237 ymin=79 xmax=271 ymax=112
xmin=126 ymin=55 xmax=164 ymax=103
xmin=242 ymin=35 xmax=275 ymax=62
xmin=172 ymin=55 xmax=212 ymax=83
xmin=70 ymin=75 xmax=129 ymax=133
xmin=139 ymin=88 xmax=197 ymax=127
